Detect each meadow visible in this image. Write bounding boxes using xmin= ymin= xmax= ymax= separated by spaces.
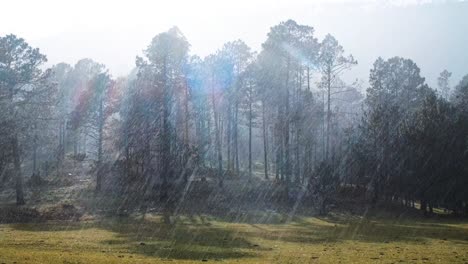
xmin=1 ymin=214 xmax=467 ymax=264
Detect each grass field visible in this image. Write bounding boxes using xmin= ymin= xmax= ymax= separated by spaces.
xmin=0 ymin=214 xmax=467 ymax=264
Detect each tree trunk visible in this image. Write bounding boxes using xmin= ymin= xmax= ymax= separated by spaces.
xmin=248 ymin=89 xmax=252 ymax=179
xmin=326 ymin=68 xmax=331 ymax=161
xmin=227 ymin=103 xmax=232 ymax=172
xmin=275 ymin=137 xmax=280 ymax=181
xmin=284 ymin=57 xmax=290 ymax=184
xmin=32 ymin=125 xmax=38 ymax=175
xmin=96 ymin=97 xmax=104 ymax=193
xmin=57 ymin=120 xmax=65 ymax=175
xmin=320 ymin=197 xmax=328 ymax=215
xmin=420 ymin=199 xmax=427 ymax=215
xmin=184 ymin=79 xmax=190 ymax=146
xmin=31 ymin=125 xmax=41 ymax=185
xmin=262 ymin=102 xmax=269 ymax=180
xmin=212 ymin=74 xmax=223 ymax=187
xmin=125 ymin=131 xmax=131 ymax=180
xmin=372 ymin=177 xmax=380 ymax=205
xmin=234 ymin=103 xmax=239 ymax=176
xmin=161 ymin=57 xmax=172 ymax=200
xmin=183 ymin=80 xmax=190 ymax=183
xmin=8 ymin=83 xmax=25 ymax=205
xmin=83 ymin=128 xmax=87 ymax=156
xmin=12 ymin=135 xmax=25 ymax=205
xmin=295 ymin=125 xmax=300 ymax=183
xmin=73 ymin=131 xmax=78 ymax=156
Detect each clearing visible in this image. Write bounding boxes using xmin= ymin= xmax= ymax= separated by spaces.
xmin=1 ymin=214 xmax=467 ymax=264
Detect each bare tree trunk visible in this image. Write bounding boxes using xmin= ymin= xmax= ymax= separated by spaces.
xmin=275 ymin=133 xmax=280 ymax=181
xmin=183 ymin=79 xmax=190 ymax=183
xmin=73 ymin=130 xmax=78 ymax=156
xmin=96 ymin=97 xmax=104 ymax=193
xmin=211 ymin=75 xmax=223 ymax=187
xmin=421 ymin=199 xmax=427 ymax=215
xmin=275 ymin=107 xmax=282 ymax=181
xmin=326 ymin=68 xmax=331 ymax=161
xmin=234 ymin=64 xmax=241 ymax=176
xmin=12 ymin=135 xmax=25 ymax=205
xmin=262 ymin=102 xmax=269 ymax=180
xmin=125 ymin=131 xmax=131 ymax=180
xmin=226 ymin=103 xmax=232 ymax=172
xmin=295 ymin=126 xmax=300 ymax=183
xmin=83 ymin=128 xmax=87 ymax=156
xmin=284 ymin=57 xmax=291 ymax=184
xmin=184 ymin=80 xmax=190 ymax=146
xmin=161 ymin=57 xmax=172 ymax=202
xmin=248 ymin=87 xmax=252 ymax=179
xmin=234 ymin=103 xmax=239 ymax=176
xmin=31 ymin=123 xmax=41 ymax=185
xmin=57 ymin=120 xmax=65 ymax=175
xmin=321 ymin=92 xmax=326 ymax=158
xmin=32 ymin=125 xmax=38 ymax=175
xmin=8 ymin=84 xmax=25 ymax=205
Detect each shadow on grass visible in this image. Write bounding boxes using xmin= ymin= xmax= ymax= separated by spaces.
xmin=262 ymin=215 xmax=468 ymax=245
xmin=10 ymin=216 xmax=258 ymax=261
xmin=8 ymin=211 xmax=468 ymax=260
xmin=203 ymin=211 xmax=468 ymax=246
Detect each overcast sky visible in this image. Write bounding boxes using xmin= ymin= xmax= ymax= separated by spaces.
xmin=1 ymin=0 xmax=467 ymax=88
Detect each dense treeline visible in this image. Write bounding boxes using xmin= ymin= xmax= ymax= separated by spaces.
xmin=1 ymin=20 xmax=467 ymax=216
xmin=347 ymin=58 xmax=468 ymax=215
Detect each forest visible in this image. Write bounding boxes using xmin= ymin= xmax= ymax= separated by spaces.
xmin=1 ymin=18 xmax=468 ymax=264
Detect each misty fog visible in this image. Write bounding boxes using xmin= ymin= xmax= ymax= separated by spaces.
xmin=1 ymin=1 xmax=468 ymax=264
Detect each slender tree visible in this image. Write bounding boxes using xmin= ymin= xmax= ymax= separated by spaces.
xmin=437 ymin=69 xmax=452 ymax=100
xmin=317 ymin=34 xmax=357 ymax=160
xmin=0 ymin=34 xmax=50 ymax=205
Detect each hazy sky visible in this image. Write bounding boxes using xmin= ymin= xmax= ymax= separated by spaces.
xmin=1 ymin=0 xmax=467 ymax=88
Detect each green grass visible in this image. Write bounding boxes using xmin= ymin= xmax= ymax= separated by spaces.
xmin=0 ymin=215 xmax=467 ymax=263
